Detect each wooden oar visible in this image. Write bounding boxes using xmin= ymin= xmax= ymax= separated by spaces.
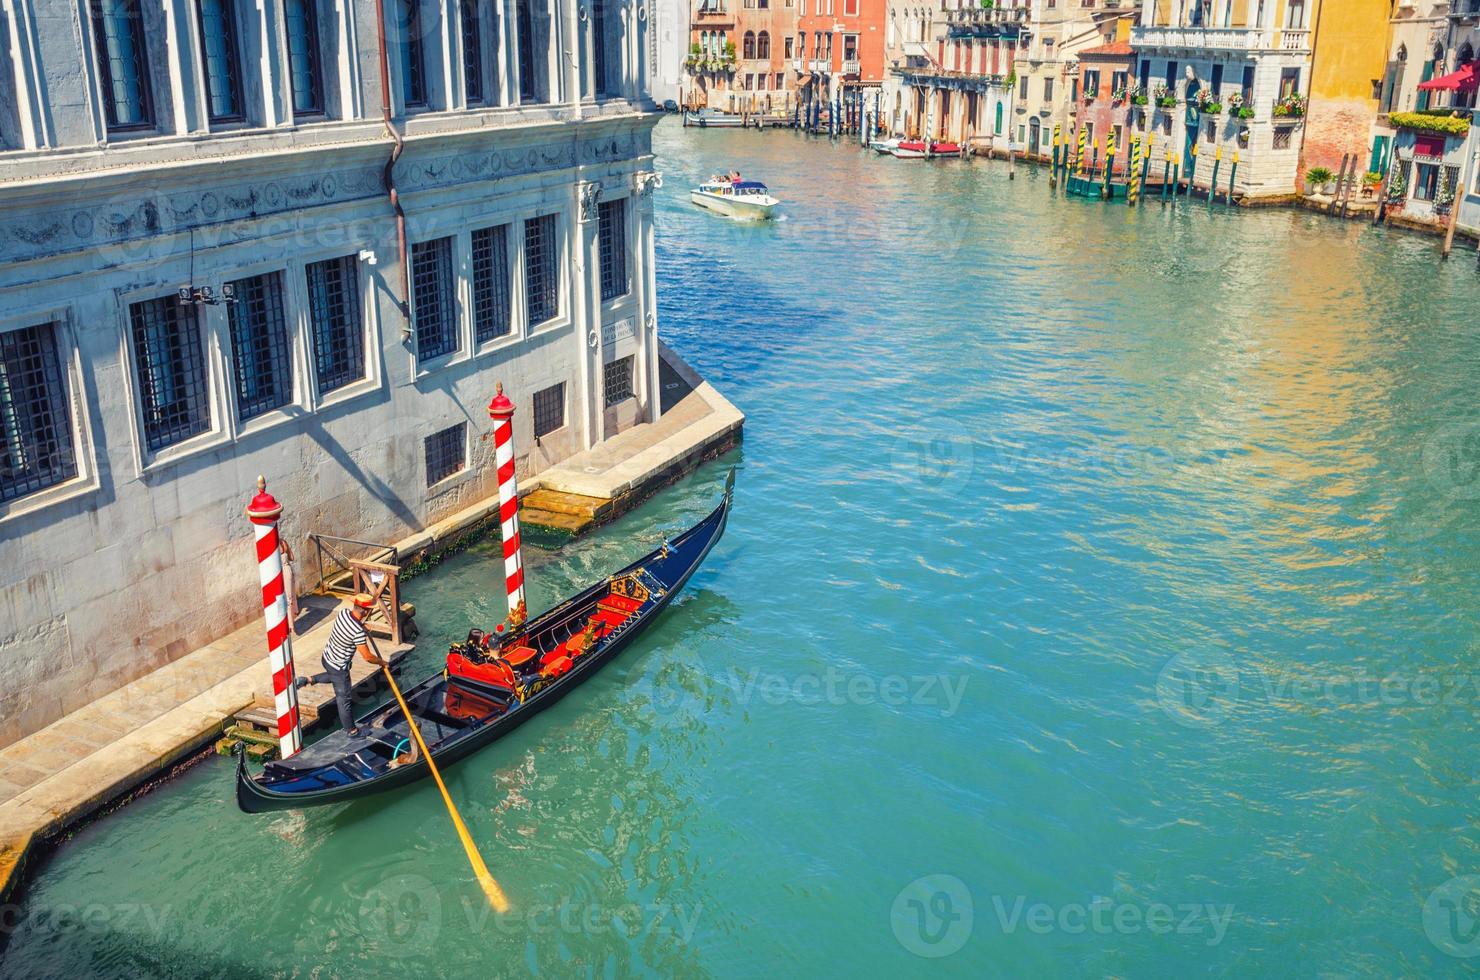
xmin=366 ymin=634 xmax=510 ymax=912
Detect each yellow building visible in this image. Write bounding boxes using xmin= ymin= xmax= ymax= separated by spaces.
xmin=1300 ymin=0 xmax=1392 ymax=182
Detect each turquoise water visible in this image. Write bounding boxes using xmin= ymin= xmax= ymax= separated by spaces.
xmin=7 ymin=121 xmax=1480 ymax=977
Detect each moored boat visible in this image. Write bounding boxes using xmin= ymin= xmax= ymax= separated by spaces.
xmin=869 ymin=136 xmax=902 ymax=155
xmin=888 ymin=140 xmax=963 ymax=159
xmin=690 ymin=176 xmax=780 ymax=220
xmin=685 ymin=108 xmax=744 ymax=128
xmin=235 ymin=472 xmax=735 ymax=813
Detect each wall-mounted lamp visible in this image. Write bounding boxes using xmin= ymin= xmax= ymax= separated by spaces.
xmin=178 ymin=283 xmax=236 ymax=306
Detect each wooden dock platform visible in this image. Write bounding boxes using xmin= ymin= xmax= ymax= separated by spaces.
xmin=229 ymin=594 xmax=415 ymax=742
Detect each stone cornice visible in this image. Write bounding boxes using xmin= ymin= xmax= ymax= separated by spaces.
xmin=0 ymin=119 xmax=657 ymax=266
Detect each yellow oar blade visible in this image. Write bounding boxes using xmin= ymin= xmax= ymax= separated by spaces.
xmin=376 ymin=655 xmax=510 ymax=912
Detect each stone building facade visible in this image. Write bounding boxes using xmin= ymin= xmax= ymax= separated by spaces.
xmin=0 ymin=0 xmax=664 ymax=747
xmin=1130 ymin=0 xmax=1315 ymax=199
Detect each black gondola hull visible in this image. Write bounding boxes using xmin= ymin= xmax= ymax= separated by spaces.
xmin=236 ymin=478 xmax=731 ymax=813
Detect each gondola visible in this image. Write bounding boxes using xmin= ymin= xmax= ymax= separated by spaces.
xmin=235 ymin=472 xmax=733 ymax=813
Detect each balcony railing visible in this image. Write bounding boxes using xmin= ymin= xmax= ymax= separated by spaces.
xmin=1130 ymin=25 xmax=1273 ymax=51
xmin=810 ymin=58 xmax=830 ymax=72
xmin=843 ymin=59 xmax=861 ymax=74
xmin=944 ymin=6 xmax=1029 ymax=25
xmin=1278 ymin=28 xmax=1310 ymax=50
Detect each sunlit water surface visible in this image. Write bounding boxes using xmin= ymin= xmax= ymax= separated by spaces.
xmin=7 ymin=121 xmax=1480 ymax=977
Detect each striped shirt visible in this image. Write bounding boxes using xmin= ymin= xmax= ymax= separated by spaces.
xmin=323 ymin=608 xmax=368 ymax=671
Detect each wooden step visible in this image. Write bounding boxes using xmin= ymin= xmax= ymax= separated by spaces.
xmin=522 ymin=489 xmax=611 ymax=519
xmin=519 ymin=507 xmax=593 ymax=543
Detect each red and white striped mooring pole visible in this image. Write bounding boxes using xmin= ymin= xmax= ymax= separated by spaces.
xmin=488 ymin=384 xmax=528 ymax=627
xmin=245 ymin=476 xmax=302 ymax=759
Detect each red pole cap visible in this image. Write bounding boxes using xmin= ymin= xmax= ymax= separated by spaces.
xmin=487 ymin=381 xmax=516 ymax=421
xmin=245 ymin=475 xmax=283 ymax=524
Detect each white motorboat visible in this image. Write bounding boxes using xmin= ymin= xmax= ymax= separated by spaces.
xmin=686 ymin=109 xmax=744 ymax=128
xmin=690 ymin=177 xmax=780 ymax=220
xmin=869 ymin=137 xmax=902 ymax=155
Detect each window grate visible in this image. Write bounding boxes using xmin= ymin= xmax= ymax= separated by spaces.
xmin=400 ymin=0 xmax=427 ymax=107
xmin=603 ymin=355 xmax=634 ymax=407
xmin=1272 ymin=126 xmax=1291 ymax=149
xmin=306 ymin=255 xmax=364 ymax=395
xmin=130 ymin=295 xmax=212 ymax=452
xmin=227 ymin=272 xmax=294 ymax=421
xmin=592 ymin=0 xmax=609 ymax=96
xmin=198 ymin=0 xmax=246 ymax=122
xmin=516 ymin=0 xmax=537 ymax=101
xmin=462 ymin=0 xmax=484 ymax=103
xmin=412 ymin=237 xmax=459 ymax=361
xmin=0 ymin=323 xmax=77 ymax=504
xmin=598 ymin=199 xmax=628 ymax=302
xmin=285 ymin=0 xmax=324 ymax=114
xmin=524 ymin=213 xmax=559 ymax=326
xmin=532 ymin=382 xmax=565 ymax=438
xmin=91 ymin=0 xmax=155 ymax=130
xmin=472 ymin=224 xmax=512 ymax=343
xmin=425 ymin=422 xmax=466 ymax=486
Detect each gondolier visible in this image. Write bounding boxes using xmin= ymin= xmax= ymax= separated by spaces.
xmin=296 ymin=592 xmax=384 ymax=737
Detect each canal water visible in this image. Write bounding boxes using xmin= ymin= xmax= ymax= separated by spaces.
xmin=7 ymin=121 xmax=1480 ymax=977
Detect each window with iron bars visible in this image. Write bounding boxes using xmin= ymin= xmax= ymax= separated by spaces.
xmin=603 ymin=355 xmax=634 ymax=407
xmin=91 ymin=0 xmax=156 ymax=131
xmin=129 ymin=295 xmax=212 ymax=452
xmin=532 ymin=382 xmax=565 ymax=438
xmin=399 ymin=0 xmax=427 ymax=107
xmin=227 ymin=271 xmax=294 ymax=422
xmin=425 ymin=422 xmax=466 ymax=486
xmin=412 ymin=237 xmax=459 ymax=361
xmin=472 ymin=224 xmax=512 ymax=343
xmin=0 ymin=323 xmax=78 ymax=504
xmin=598 ymin=199 xmax=628 ymax=301
xmin=461 ymin=0 xmax=485 ymax=103
xmin=305 ymin=255 xmax=364 ymax=395
xmin=284 ymin=0 xmax=324 ymax=114
xmin=524 ymin=214 xmax=559 ymax=326
xmin=592 ymin=0 xmax=611 ymax=96
xmin=197 ymin=0 xmax=246 ymax=122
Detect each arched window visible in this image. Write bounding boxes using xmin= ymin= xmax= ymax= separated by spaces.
xmin=743 ymin=31 xmax=756 ymax=60
xmin=1459 ymin=42 xmax=1474 ymax=67
xmin=757 ymin=31 xmax=771 ymax=59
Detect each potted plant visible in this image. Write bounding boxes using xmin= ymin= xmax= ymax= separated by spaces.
xmin=1227 ymin=92 xmax=1254 ymax=119
xmin=1129 ymin=83 xmax=1149 ymax=106
xmin=1273 ymin=94 xmax=1306 ymax=119
xmin=1154 ymin=84 xmax=1177 ymax=109
xmin=1196 ymin=91 xmax=1223 ymax=115
xmin=1305 ymin=166 xmax=1335 ymax=195
xmin=1360 ymin=170 xmax=1382 ymax=198
xmin=1386 ymin=168 xmax=1407 ymax=202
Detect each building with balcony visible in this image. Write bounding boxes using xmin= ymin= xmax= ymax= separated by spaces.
xmin=1380 ymin=0 xmax=1479 ymax=236
xmin=1129 ymin=0 xmax=1315 ymax=199
xmin=684 ymin=0 xmax=796 ymax=111
xmin=0 ymin=0 xmax=667 ymax=747
xmin=796 ymin=0 xmax=887 ymax=121
xmin=884 ymin=0 xmax=1132 ymax=156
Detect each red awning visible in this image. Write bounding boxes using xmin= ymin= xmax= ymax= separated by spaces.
xmin=1417 ymin=62 xmax=1478 ymax=92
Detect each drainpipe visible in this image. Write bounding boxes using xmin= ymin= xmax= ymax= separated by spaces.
xmin=374 ymin=0 xmax=412 ymax=329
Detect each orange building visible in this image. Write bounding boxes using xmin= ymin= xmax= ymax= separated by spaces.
xmin=795 ymin=0 xmax=888 ymax=115
xmin=686 ymin=0 xmax=798 ymax=113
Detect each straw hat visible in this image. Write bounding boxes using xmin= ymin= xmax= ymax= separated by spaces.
xmin=351 ymin=592 xmax=375 ymax=609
